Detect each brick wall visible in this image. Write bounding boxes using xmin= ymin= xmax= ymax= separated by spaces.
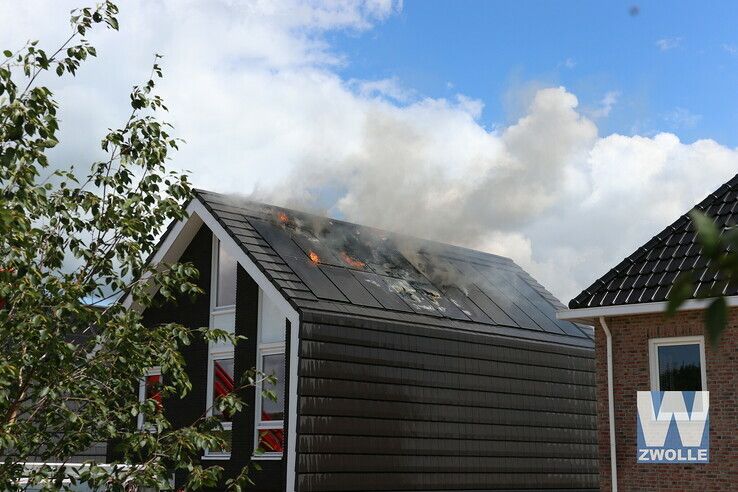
xmin=596 ymin=309 xmax=738 ymax=491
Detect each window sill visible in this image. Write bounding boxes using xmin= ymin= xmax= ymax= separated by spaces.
xmin=211 ymin=305 xmax=235 ymax=314
xmin=251 ymin=453 xmax=283 ymax=461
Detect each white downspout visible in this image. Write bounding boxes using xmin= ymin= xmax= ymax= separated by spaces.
xmin=599 ymin=316 xmax=617 ymax=492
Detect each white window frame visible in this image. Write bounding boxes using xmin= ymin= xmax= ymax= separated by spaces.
xmin=137 ymin=366 xmax=161 ymax=431
xmin=212 ymin=235 xmax=237 ymax=310
xmin=203 ymin=236 xmax=237 ymax=459
xmin=253 ymin=291 xmax=286 ymax=460
xmin=648 ymin=335 xmax=707 ymax=391
xmin=203 ymin=349 xmax=235 ymax=459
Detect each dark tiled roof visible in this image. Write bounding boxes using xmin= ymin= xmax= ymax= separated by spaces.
xmin=194 ymin=189 xmax=593 ymax=347
xmin=570 ymin=173 xmax=738 ymax=309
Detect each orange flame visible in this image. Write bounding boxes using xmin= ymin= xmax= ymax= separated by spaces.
xmin=277 ymin=211 xmax=289 ymax=224
xmin=340 ymin=251 xmax=365 ymax=269
xmin=308 ymin=251 xmax=320 ymax=265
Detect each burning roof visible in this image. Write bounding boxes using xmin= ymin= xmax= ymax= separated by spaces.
xmin=194 ymin=189 xmax=592 ymax=346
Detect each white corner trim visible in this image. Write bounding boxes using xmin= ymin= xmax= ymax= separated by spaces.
xmin=557 ymin=296 xmax=738 ymax=322
xmin=598 ymin=317 xmax=617 ymax=492
xmin=285 ymin=308 xmax=299 ymax=492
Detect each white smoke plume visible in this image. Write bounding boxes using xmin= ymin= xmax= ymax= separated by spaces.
xmin=259 ymin=87 xmax=597 ymax=246
xmin=256 ymin=86 xmax=738 ymax=302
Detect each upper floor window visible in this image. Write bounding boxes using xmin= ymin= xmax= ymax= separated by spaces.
xmin=649 ymin=336 xmax=706 ymax=391
xmin=215 ymin=240 xmax=237 ymax=307
xmin=254 ymin=290 xmax=286 ymax=458
xmin=205 ymin=350 xmax=234 ymax=457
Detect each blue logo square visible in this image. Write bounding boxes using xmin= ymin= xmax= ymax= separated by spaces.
xmin=636 ymin=391 xmax=709 ymax=463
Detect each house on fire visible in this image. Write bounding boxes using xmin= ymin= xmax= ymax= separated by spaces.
xmin=134 ymin=189 xmax=599 ymax=491
xmin=558 ymin=173 xmax=738 ymax=491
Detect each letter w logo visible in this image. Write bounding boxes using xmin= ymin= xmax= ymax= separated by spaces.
xmin=637 ymin=391 xmax=709 ymax=447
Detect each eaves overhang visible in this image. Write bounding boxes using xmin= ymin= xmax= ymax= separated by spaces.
xmin=557 ymin=295 xmax=738 ymax=324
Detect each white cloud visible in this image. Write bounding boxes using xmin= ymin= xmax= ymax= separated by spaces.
xmin=350 ymin=77 xmax=413 ymax=102
xmin=3 ymin=0 xmax=737 ymax=304
xmin=663 ymin=107 xmax=702 ymax=129
xmin=586 ymin=90 xmax=620 ymax=118
xmin=656 ymin=37 xmax=682 ymax=51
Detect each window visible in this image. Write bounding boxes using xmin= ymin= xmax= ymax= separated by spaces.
xmin=256 ymin=350 xmax=285 ymax=455
xmin=205 ymin=353 xmax=234 ymax=457
xmin=212 ymin=357 xmax=235 ymax=419
xmin=254 ymin=291 xmax=286 ymax=458
xmin=216 ymin=240 xmax=237 ymax=307
xmin=205 ymin=237 xmax=237 ymax=458
xmin=138 ymin=367 xmax=162 ymax=430
xmin=649 ymin=336 xmax=706 ymax=391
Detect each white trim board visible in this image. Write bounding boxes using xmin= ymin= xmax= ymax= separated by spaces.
xmin=557 ymin=296 xmax=738 ymax=322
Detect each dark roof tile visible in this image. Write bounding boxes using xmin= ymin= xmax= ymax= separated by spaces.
xmin=640 ymin=286 xmax=659 ymax=303
xmin=612 ymin=289 xmax=631 ymax=305
xmin=652 ymin=285 xmax=670 ymax=302
xmin=632 ymin=273 xmax=650 ymax=290
xmin=600 ymin=290 xmax=619 ymax=306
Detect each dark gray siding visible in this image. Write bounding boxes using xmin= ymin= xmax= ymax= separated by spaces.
xmin=296 ymin=311 xmax=598 ymax=491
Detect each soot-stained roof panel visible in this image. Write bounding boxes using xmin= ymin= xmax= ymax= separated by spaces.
xmin=194 ymin=189 xmax=592 ymax=345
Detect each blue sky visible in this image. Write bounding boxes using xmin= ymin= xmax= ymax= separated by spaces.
xmin=334 ymin=1 xmax=738 ymax=146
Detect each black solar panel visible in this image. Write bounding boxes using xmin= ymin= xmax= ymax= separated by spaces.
xmin=194 ymin=189 xmax=593 ymax=344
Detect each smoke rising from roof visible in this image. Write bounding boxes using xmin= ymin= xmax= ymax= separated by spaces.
xmin=257 ymin=87 xmax=596 ymax=252
xmin=251 ymin=84 xmax=738 ymax=303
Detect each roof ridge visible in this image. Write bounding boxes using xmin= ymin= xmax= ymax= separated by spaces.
xmin=193 ymin=188 xmax=516 ymax=267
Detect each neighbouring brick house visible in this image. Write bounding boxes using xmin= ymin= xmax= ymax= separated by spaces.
xmin=558 ymin=173 xmax=738 ymax=491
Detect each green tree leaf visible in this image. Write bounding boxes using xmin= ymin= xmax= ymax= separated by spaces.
xmin=705 ymin=297 xmax=728 ymax=345
xmin=690 ymin=210 xmax=721 ymax=257
xmin=0 ymin=2 xmax=258 ymax=490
